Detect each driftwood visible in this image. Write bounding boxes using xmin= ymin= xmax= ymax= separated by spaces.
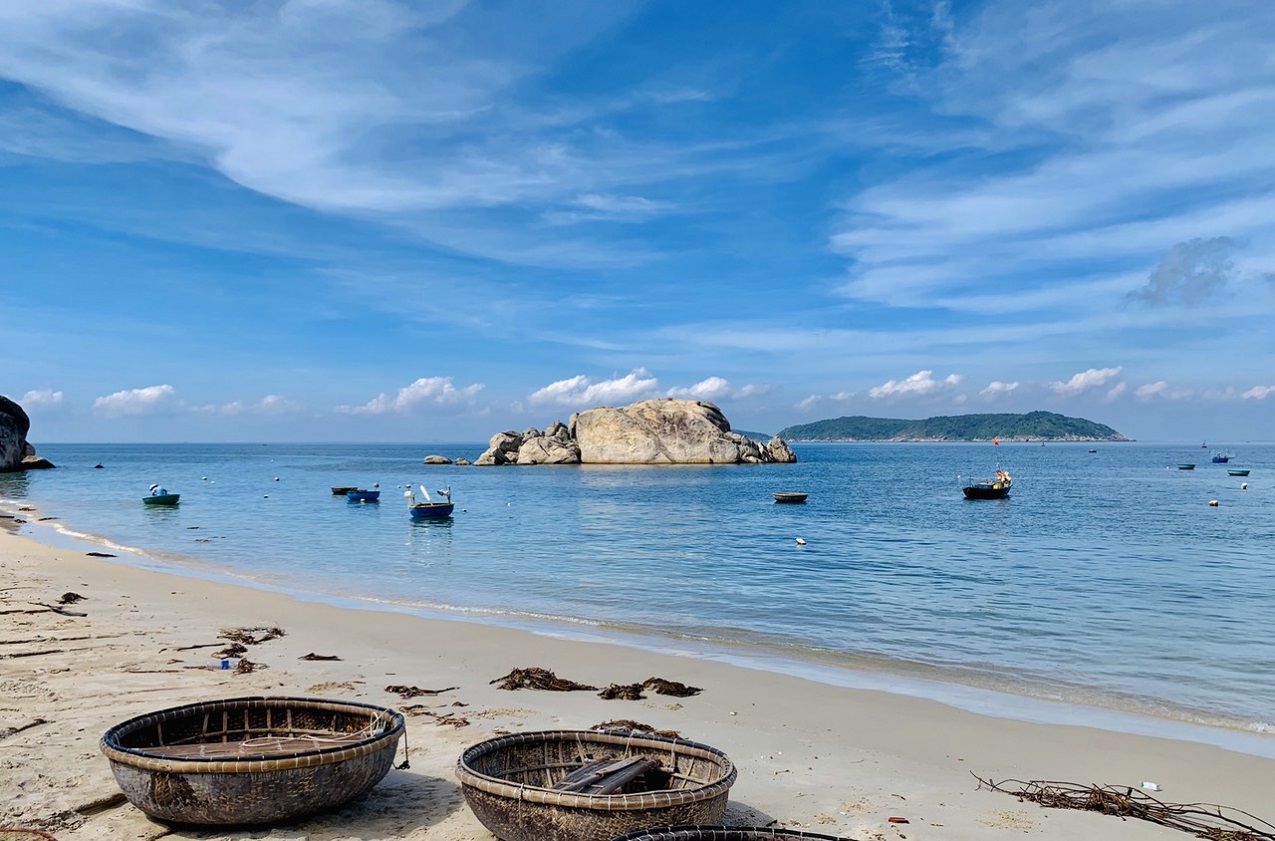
xmin=300 ymin=652 xmax=342 ymax=661
xmin=975 ymin=775 xmax=1275 ymax=840
xmin=31 ymin=603 xmax=87 ymax=617
xmin=58 ymin=592 xmax=86 ymax=604
xmin=0 ymin=718 xmax=49 ymax=740
xmin=490 ymin=667 xmax=597 ymax=691
xmin=85 ymin=551 xmax=116 ymax=557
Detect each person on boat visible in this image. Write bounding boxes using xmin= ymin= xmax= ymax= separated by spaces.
xmin=995 ymin=470 xmax=1010 ymax=485
xmin=149 ymin=483 xmax=168 ymax=496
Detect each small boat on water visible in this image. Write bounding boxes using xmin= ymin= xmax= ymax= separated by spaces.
xmin=1211 ymin=452 xmax=1232 ymax=463
xmin=1178 ymin=463 xmax=1196 ymax=470
xmin=331 ymin=485 xmax=357 ymax=495
xmin=144 ymin=493 xmax=180 ymax=506
xmin=1202 ymin=441 xmax=1209 ymax=449
xmin=1228 ymin=468 xmax=1251 ymax=476
xmin=773 ymin=492 xmax=808 ymax=504
xmin=347 ymin=489 xmax=381 ymax=502
xmin=144 ymin=484 xmax=180 ymax=506
xmin=1088 ymin=448 xmax=1097 ymax=453
xmin=407 ymin=485 xmax=454 ymax=519
xmin=963 ymin=471 xmax=1011 ymax=500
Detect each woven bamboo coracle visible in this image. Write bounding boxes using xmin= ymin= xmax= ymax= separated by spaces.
xmin=456 ymin=729 xmax=737 ymax=841
xmin=100 ymin=696 xmax=404 ymax=825
xmin=614 ymin=826 xmax=854 ymax=841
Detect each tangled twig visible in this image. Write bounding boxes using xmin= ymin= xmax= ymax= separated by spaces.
xmin=974 ymin=774 xmax=1275 ymax=840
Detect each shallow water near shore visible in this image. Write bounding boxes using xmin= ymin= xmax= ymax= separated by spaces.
xmin=4 ymin=441 xmax=1274 ymax=747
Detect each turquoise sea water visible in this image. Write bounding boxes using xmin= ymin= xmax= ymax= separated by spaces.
xmin=4 ymin=441 xmax=1274 ymax=747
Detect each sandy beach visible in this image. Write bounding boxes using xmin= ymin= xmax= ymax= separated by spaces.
xmin=3 ymin=518 xmax=1274 ymax=841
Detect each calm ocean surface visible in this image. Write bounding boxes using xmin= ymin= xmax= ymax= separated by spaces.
xmin=4 ymin=441 xmax=1274 ymax=746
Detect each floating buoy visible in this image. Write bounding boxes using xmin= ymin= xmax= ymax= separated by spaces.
xmin=1242 ymin=483 xmax=1249 ymax=490
xmin=273 ymin=477 xmax=280 ymax=481
xmin=795 ymin=537 xmax=807 ymax=546
xmin=201 ymin=476 xmax=207 ymax=480
xmin=1208 ymin=499 xmax=1219 ymax=507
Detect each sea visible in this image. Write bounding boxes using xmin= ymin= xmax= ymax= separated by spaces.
xmin=4 ymin=441 xmax=1274 ymax=756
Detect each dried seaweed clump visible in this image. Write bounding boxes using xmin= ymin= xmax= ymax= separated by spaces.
xmin=490 ymin=667 xmax=598 ymax=691
xmin=219 ymin=626 xmax=286 ymax=645
xmin=591 ymin=720 xmax=682 ymax=739
xmin=386 ymin=684 xmax=459 ymax=698
xmin=643 ymin=677 xmax=701 ymax=697
xmin=598 ymin=683 xmax=645 ymax=700
xmin=975 ymin=775 xmax=1275 ymax=841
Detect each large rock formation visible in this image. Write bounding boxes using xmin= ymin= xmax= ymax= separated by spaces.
xmin=0 ymin=395 xmax=55 ymax=471
xmin=474 ymin=399 xmax=796 ymax=465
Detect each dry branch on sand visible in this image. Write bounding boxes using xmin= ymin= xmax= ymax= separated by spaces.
xmin=975 ymin=775 xmax=1275 ymax=840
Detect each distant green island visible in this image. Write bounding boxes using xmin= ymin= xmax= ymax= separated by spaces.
xmin=777 ymin=411 xmax=1130 ymax=442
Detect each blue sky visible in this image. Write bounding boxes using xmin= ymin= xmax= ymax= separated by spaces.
xmin=4 ymin=0 xmax=1275 ymax=443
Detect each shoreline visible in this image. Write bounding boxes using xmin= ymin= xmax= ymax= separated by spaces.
xmin=9 ymin=504 xmax=1275 ymax=757
xmin=4 ymin=518 xmax=1275 ymax=839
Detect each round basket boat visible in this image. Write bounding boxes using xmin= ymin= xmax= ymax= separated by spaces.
xmin=100 ymin=696 xmax=404 ymax=826
xmin=456 ymin=730 xmax=737 ymax=841
xmin=614 ymin=826 xmax=852 ymax=841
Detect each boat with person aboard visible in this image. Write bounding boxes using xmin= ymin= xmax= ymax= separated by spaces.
xmin=963 ymin=470 xmax=1012 ymax=500
xmin=407 ymin=485 xmax=455 ymax=519
xmin=1212 ymin=452 xmax=1232 ymax=463
xmin=144 ymin=484 xmax=180 ymax=506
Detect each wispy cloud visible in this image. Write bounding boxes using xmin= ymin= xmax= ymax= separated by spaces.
xmin=869 ymin=370 xmax=962 ymax=399
xmin=979 ymin=381 xmax=1019 ymax=397
xmin=1049 ymin=367 xmax=1121 ymax=396
xmin=92 ymin=384 xmax=177 ymax=417
xmin=1128 ymin=237 xmax=1234 ymax=307
xmin=528 ymin=369 xmax=659 ymax=407
xmin=1241 ymin=385 xmax=1275 ymax=400
xmin=666 ymin=377 xmax=774 ymax=401
xmin=337 ymin=377 xmax=484 ymax=415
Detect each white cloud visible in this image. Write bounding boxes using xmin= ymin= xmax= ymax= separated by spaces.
xmin=1135 ymin=381 xmax=1169 ymax=399
xmin=953 ymin=393 xmax=968 ymax=405
xmin=543 ymin=194 xmax=673 ymax=225
xmin=667 ymin=376 xmax=732 ymax=401
xmin=869 ymin=370 xmax=962 ymax=399
xmin=337 ymin=377 xmax=484 ymax=415
xmin=797 ymin=394 xmax=822 ymax=411
xmin=1049 ymin=367 xmax=1122 ymax=395
xmin=979 ymin=381 xmax=1019 ymax=397
xmin=92 ymin=384 xmax=176 ymax=417
xmin=528 ymin=369 xmax=659 ymax=407
xmin=20 ymin=389 xmax=63 ymax=406
xmin=1105 ymin=382 xmax=1127 ymax=400
xmin=255 ymin=394 xmax=303 ymax=414
xmin=1241 ymin=385 xmax=1275 ymax=400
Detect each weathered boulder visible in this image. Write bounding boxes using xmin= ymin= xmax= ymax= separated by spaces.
xmin=0 ymin=395 xmax=51 ymax=472
xmin=454 ymin=458 xmax=472 ymax=466
xmin=474 ymin=430 xmax=524 ymax=466
xmin=474 ymin=399 xmax=796 ymax=465
xmin=423 ymin=454 xmax=453 ymax=465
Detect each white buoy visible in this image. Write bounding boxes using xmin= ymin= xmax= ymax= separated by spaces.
xmin=1209 ymin=499 xmax=1219 ymax=507
xmin=274 ymin=477 xmax=279 ymax=481
xmin=1242 ymin=482 xmax=1249 ymax=490
xmin=795 ymin=537 xmax=807 ymax=546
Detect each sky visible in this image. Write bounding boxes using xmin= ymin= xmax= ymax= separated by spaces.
xmin=3 ymin=0 xmax=1275 ymax=443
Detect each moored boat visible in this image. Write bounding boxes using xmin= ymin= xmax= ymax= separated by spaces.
xmin=963 ymin=471 xmax=1011 ymax=500
xmin=1211 ymin=452 xmax=1233 ymax=463
xmin=1177 ymin=463 xmax=1195 ymax=470
xmin=331 ymin=485 xmax=357 ymax=495
xmin=1228 ymin=468 xmax=1250 ymax=476
xmin=407 ymin=485 xmax=454 ymax=518
xmin=346 ymin=489 xmax=381 ymax=502
xmin=772 ymin=492 xmax=808 ymax=504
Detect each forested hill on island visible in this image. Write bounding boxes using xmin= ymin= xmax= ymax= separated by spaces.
xmin=777 ymin=411 xmax=1130 ymax=442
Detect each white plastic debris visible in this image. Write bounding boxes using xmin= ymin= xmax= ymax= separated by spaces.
xmin=1140 ymin=781 xmax=1161 ymax=791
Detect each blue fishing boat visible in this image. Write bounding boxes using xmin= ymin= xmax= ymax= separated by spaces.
xmin=346 ymin=489 xmax=381 ymax=502
xmin=1177 ymin=463 xmax=1195 ymax=470
xmin=1211 ymin=452 xmax=1232 ymax=463
xmin=407 ymin=485 xmax=454 ymax=519
xmin=1228 ymin=468 xmax=1250 ymax=476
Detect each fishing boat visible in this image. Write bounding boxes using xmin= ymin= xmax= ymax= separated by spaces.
xmin=1211 ymin=452 xmax=1232 ymax=463
xmin=1228 ymin=468 xmax=1251 ymax=476
xmin=1202 ymin=441 xmax=1209 ymax=449
xmin=963 ymin=471 xmax=1011 ymax=500
xmin=1177 ymin=463 xmax=1196 ymax=470
xmin=331 ymin=485 xmax=357 ymax=495
xmin=346 ymin=489 xmax=381 ymax=502
xmin=772 ymin=492 xmax=808 ymax=504
xmin=143 ymin=493 xmax=181 ymax=506
xmin=407 ymin=485 xmax=454 ymax=519
xmin=144 ymin=484 xmax=180 ymax=506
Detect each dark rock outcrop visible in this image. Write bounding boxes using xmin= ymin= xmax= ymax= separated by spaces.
xmin=474 ymin=399 xmax=796 ymax=466
xmin=0 ymin=395 xmax=54 ymax=471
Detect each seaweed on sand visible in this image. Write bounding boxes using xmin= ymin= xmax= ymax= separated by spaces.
xmin=489 ymin=667 xmax=598 ymax=691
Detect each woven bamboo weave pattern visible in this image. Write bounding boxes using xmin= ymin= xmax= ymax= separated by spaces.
xmin=456 ymin=729 xmax=737 ymax=841
xmin=100 ymin=696 xmax=404 ymax=825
